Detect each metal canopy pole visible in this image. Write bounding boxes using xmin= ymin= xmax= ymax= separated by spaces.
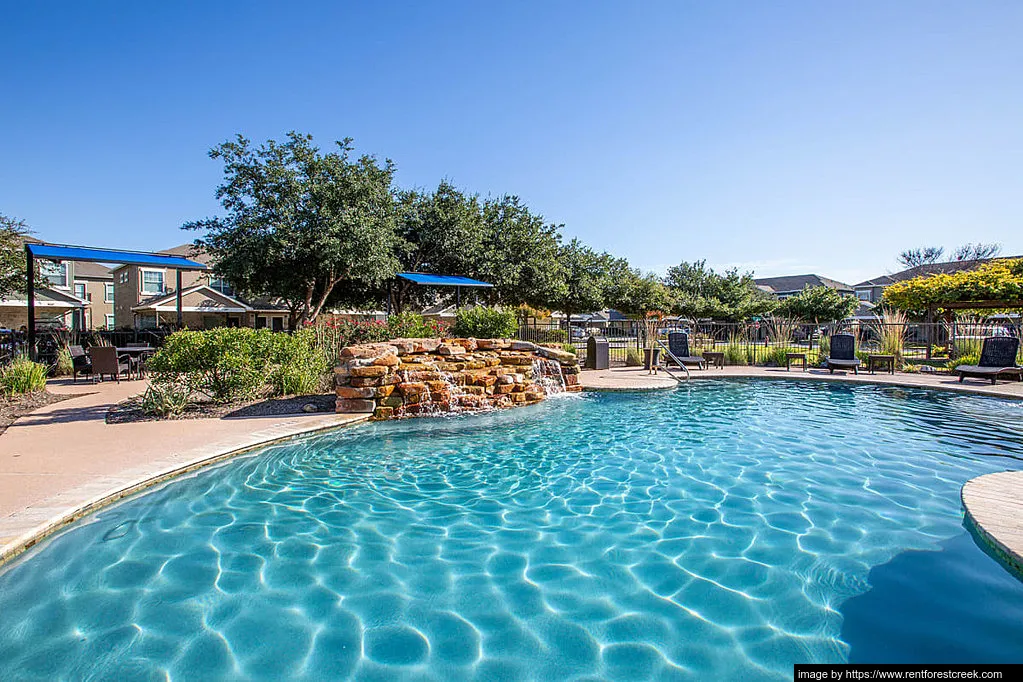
xmin=176 ymin=270 xmax=183 ymax=329
xmin=456 ymin=286 xmax=461 ymax=308
xmin=25 ymin=246 xmax=35 ymax=360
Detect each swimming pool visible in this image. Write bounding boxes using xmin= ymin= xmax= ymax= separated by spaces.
xmin=1 ymin=379 xmax=1022 ymax=680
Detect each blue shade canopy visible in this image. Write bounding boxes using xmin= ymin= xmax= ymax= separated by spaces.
xmin=397 ymin=272 xmax=493 ymax=287
xmin=26 ymin=243 xmax=208 ymax=270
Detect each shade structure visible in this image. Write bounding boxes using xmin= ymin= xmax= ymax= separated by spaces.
xmin=25 ymin=242 xmax=208 ymax=359
xmin=391 ymin=273 xmax=493 ymax=314
xmin=26 ymin=243 xmax=207 ymax=270
xmin=396 ymin=273 xmax=493 ymax=287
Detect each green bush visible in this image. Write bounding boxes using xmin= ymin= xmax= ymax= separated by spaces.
xmin=560 ymin=343 xmax=577 ymax=355
xmin=947 ymin=353 xmax=980 ymax=372
xmin=387 ymin=312 xmax=446 ymax=339
xmin=723 ymin=342 xmax=749 ymax=366
xmin=53 ymin=345 xmax=74 ymax=377
xmin=147 ymin=328 xmax=328 ymax=403
xmin=1 ymin=357 xmax=48 ymax=396
xmin=451 ymin=307 xmax=518 ymax=339
xmin=625 ymin=348 xmax=644 ymax=366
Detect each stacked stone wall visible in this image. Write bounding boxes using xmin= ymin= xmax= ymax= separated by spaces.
xmin=335 ymin=338 xmax=581 ymax=420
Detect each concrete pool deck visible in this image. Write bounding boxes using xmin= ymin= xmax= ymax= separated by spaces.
xmin=0 ymin=378 xmax=368 ymax=564
xmin=963 ymin=471 xmax=1023 ymax=574
xmin=2 ymin=366 xmax=1021 ymax=570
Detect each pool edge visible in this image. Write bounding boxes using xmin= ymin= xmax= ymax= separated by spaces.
xmin=0 ymin=414 xmax=371 ymax=569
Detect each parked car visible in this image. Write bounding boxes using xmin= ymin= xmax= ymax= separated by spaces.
xmin=570 ymin=326 xmax=589 ymax=340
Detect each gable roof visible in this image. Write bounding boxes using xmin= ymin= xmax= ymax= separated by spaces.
xmin=853 ymin=256 xmax=1023 ymax=288
xmin=753 ymin=274 xmax=853 ymax=294
xmin=71 ymin=261 xmax=113 ymax=279
xmin=133 ymin=284 xmax=250 ymax=311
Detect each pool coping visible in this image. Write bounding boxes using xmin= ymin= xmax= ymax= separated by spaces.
xmin=0 ymin=414 xmax=370 ymax=568
xmin=962 ymin=471 xmax=1023 ymax=575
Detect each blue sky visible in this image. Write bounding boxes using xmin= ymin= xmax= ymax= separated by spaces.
xmin=2 ymin=2 xmax=1021 ymax=285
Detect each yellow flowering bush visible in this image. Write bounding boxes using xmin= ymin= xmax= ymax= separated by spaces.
xmin=882 ymin=259 xmax=1023 ymax=313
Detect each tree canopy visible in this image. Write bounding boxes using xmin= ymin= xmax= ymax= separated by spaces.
xmin=187 ymin=132 xmax=400 ymax=324
xmin=776 ymin=285 xmax=859 ymax=323
xmin=663 ymin=260 xmax=776 ymax=321
xmin=882 ymin=258 xmax=1023 ymax=313
xmin=897 ymin=242 xmax=1002 ymax=269
xmin=0 ymin=214 xmax=33 ymax=301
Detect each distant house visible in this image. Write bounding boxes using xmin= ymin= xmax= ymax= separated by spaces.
xmin=753 ymin=274 xmax=855 ymax=301
xmin=853 ymin=257 xmax=1021 ymax=304
xmin=113 ymin=244 xmax=292 ymax=330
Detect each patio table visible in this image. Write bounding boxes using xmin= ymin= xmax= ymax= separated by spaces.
xmin=115 ymin=346 xmax=157 ymax=379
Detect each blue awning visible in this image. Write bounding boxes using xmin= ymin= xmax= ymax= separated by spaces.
xmin=397 ymin=272 xmax=493 ymax=287
xmin=26 ymin=243 xmax=208 ymax=270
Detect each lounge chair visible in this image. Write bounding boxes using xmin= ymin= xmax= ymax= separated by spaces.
xmin=956 ymin=337 xmax=1023 ymax=385
xmin=666 ymin=332 xmax=706 ymax=370
xmin=90 ymin=346 xmax=133 ymax=382
xmin=69 ymin=344 xmax=92 ymax=382
xmin=826 ymin=333 xmax=861 ymax=374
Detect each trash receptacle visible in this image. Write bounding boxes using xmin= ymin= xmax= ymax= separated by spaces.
xmin=586 ymin=335 xmax=609 ymax=370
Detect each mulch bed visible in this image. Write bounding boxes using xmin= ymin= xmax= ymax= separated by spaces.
xmin=106 ymin=393 xmax=338 ymax=424
xmin=0 ymin=391 xmax=77 ymax=436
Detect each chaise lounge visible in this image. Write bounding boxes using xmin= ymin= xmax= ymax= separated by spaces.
xmin=826 ymin=333 xmax=861 ymax=374
xmin=666 ymin=331 xmax=706 ymax=370
xmin=955 ymin=336 xmax=1022 ymax=385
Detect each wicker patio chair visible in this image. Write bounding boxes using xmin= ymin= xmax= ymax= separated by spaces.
xmin=667 ymin=332 xmax=707 ymax=370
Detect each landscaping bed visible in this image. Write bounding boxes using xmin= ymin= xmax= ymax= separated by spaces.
xmin=107 ymin=392 xmax=337 ymax=424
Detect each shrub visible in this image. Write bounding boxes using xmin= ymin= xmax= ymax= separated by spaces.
xmin=451 ymin=307 xmax=518 ymax=339
xmin=139 ymin=380 xmax=191 ymax=417
xmin=147 ymin=327 xmax=327 ymax=403
xmin=560 ymin=343 xmax=577 ymax=355
xmin=947 ymin=353 xmax=980 ymax=373
xmin=264 ymin=329 xmax=329 ymax=396
xmin=1 ymin=357 xmax=48 ymax=396
xmin=762 ymin=346 xmax=800 ymax=367
xmin=625 ymin=348 xmax=644 ymax=366
xmin=53 ymin=345 xmax=74 ymax=377
xmin=722 ymin=333 xmax=750 ymax=366
xmin=388 ymin=312 xmax=445 ymax=339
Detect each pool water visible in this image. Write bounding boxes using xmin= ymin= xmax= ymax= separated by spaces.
xmin=1 ymin=380 xmax=1022 ymax=681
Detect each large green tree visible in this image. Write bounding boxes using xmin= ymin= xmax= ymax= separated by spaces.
xmin=476 ymin=195 xmax=567 ymax=309
xmin=0 ymin=214 xmax=33 ymax=301
xmin=390 ymin=181 xmax=485 ymax=313
xmin=187 ymin=132 xmax=399 ymax=325
xmin=544 ymin=239 xmax=614 ymax=324
xmin=777 ymin=285 xmax=859 ymax=323
xmin=664 ymin=260 xmax=775 ymax=321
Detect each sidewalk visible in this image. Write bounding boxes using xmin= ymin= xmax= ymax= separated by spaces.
xmin=0 ymin=378 xmax=367 ymax=562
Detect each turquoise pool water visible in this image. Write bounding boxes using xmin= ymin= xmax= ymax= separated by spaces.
xmin=1 ymin=380 xmax=1023 ymax=680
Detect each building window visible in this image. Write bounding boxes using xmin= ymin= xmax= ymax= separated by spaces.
xmin=119 ymin=271 xmax=129 ymax=284
xmin=42 ymin=261 xmax=68 ymax=288
xmin=141 ymin=270 xmax=165 ymax=295
xmin=105 ymin=282 xmax=114 ymax=302
xmin=857 ymin=291 xmax=871 ymax=301
xmin=105 ymin=314 xmax=115 ymax=330
xmin=209 ymin=277 xmax=235 ymax=297
xmin=74 ymin=282 xmax=87 ymax=300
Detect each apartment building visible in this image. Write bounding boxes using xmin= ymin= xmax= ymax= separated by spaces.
xmin=112 ymin=244 xmax=292 ymax=330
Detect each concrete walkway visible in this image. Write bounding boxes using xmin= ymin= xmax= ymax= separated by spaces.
xmin=0 ymin=378 xmax=367 ymax=563
xmin=580 ymin=365 xmax=1023 ymax=399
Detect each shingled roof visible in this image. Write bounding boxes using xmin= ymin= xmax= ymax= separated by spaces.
xmin=753 ymin=274 xmax=854 ymax=295
xmin=853 ymin=256 xmax=1022 ymax=288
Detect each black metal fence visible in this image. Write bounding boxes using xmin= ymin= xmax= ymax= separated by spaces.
xmin=518 ymin=319 xmax=1022 ymax=368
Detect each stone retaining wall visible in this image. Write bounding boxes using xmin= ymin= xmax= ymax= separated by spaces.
xmin=335 ymin=338 xmax=581 ymax=420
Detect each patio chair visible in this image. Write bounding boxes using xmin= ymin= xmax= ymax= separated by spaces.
xmin=69 ymin=345 xmax=92 ymax=382
xmin=125 ymin=341 xmax=154 ymax=377
xmin=826 ymin=333 xmax=861 ymax=374
xmin=90 ymin=345 xmax=133 ymax=382
xmin=956 ymin=337 xmax=1023 ymax=385
xmin=666 ymin=332 xmax=706 ymax=370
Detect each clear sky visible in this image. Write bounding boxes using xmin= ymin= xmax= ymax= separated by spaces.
xmin=2 ymin=1 xmax=1021 ymax=286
